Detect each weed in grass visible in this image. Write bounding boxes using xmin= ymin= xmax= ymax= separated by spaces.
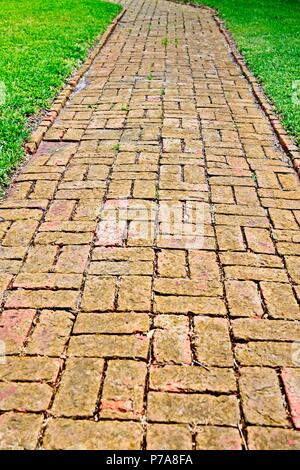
xmin=251 ymin=171 xmax=258 ymax=183
xmin=113 ymin=143 xmax=120 ymax=152
xmin=147 ymin=72 xmax=153 ymax=81
xmin=161 ymin=37 xmax=170 ymax=47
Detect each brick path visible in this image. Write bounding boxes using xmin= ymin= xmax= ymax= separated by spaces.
xmin=0 ymin=0 xmax=300 ymax=450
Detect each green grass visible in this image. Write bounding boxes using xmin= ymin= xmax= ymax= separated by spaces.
xmin=0 ymin=0 xmax=121 ymax=186
xmin=178 ymin=0 xmax=300 ymax=146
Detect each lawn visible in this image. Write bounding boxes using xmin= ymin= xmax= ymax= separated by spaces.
xmin=0 ymin=0 xmax=121 ymax=187
xmin=179 ymin=0 xmax=300 ymax=146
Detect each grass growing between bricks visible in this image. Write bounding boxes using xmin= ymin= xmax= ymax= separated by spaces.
xmin=0 ymin=0 xmax=121 ymax=188
xmin=177 ymin=0 xmax=300 ymax=146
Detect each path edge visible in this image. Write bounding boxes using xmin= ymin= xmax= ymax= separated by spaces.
xmin=24 ymin=7 xmax=126 ymax=155
xmin=211 ymin=11 xmax=300 ymax=175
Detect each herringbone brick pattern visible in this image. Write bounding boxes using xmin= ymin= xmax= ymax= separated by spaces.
xmin=0 ymin=0 xmax=300 ymax=450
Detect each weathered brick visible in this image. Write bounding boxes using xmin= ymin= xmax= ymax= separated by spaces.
xmin=62 ymin=165 xmax=87 ymax=181
xmin=68 ymin=334 xmax=149 ymax=359
xmin=118 ymin=276 xmax=152 ymax=311
xmin=0 ymin=246 xmax=26 ymax=260
xmin=281 ymin=368 xmax=300 ymax=429
xmin=26 ymin=310 xmax=73 ymax=356
xmin=216 ymin=225 xmax=245 ymax=251
xmin=0 ymin=357 xmax=60 ymax=382
xmin=73 ymin=198 xmax=100 ymax=220
xmin=43 ymin=419 xmax=142 ymax=450
xmin=248 ymin=427 xmax=300 ymax=450
xmin=232 ymin=318 xmax=300 ymax=341
xmin=239 ymin=367 xmax=287 ymax=426
xmin=278 ymin=173 xmax=299 ymax=190
xmin=154 ymin=278 xmax=222 ymax=297
xmin=272 ymin=228 xmax=300 ymax=243
xmin=90 ymin=260 xmax=153 ymax=276
xmin=0 ymin=309 xmax=36 ymax=354
xmin=55 ymin=245 xmax=90 ymax=273
xmin=73 ymin=312 xmax=149 ymax=334
xmin=154 ymin=295 xmax=226 ymax=315
xmin=147 ymin=392 xmax=239 ymax=425
xmin=150 ymin=364 xmax=236 ymax=393
xmin=234 ymin=186 xmax=260 ymax=206
xmin=92 ymin=246 xmax=154 ymax=262
xmin=87 ymin=165 xmax=110 ymax=180
xmin=133 ymin=180 xmax=156 ymax=199
xmin=244 ymin=227 xmax=275 ymax=253
xmin=0 ymin=273 xmax=13 ymax=302
xmin=235 ymin=342 xmax=296 ymax=367
xmin=194 ymin=317 xmax=233 ymax=366
xmin=210 ymin=176 xmax=255 ymax=187
xmin=256 ymin=170 xmax=280 ymax=189
xmin=5 ymin=290 xmax=78 ymax=309
xmin=276 ymin=241 xmax=300 ymax=255
xmin=30 ymin=181 xmax=57 ymax=199
xmin=260 ymin=282 xmax=299 ymax=319
xmin=214 ymin=203 xmax=265 ymax=216
xmin=21 ymin=245 xmax=57 ymax=272
xmin=14 ymin=273 xmax=81 ymax=290
xmin=211 ymin=186 xmax=235 ymax=204
xmin=220 ymin=252 xmax=283 ymax=268
xmin=215 ymin=214 xmax=268 ymax=228
xmin=225 ymin=280 xmax=264 ymax=318
xmin=108 ymin=180 xmax=132 ymax=198
xmin=81 ymin=276 xmax=116 ymax=311
xmin=2 ymin=220 xmax=39 ymax=246
xmin=147 ymin=424 xmax=192 ymax=450
xmin=153 ymin=315 xmax=192 ymax=365
xmin=45 ymin=200 xmax=75 ymax=221
xmin=0 ymin=413 xmax=43 ymax=450
xmin=8 ymin=182 xmax=32 ymax=199
xmin=269 ymin=208 xmax=298 ymax=230
xmin=189 ymin=250 xmax=220 ymax=279
xmin=0 ymin=209 xmax=42 ymax=221
xmin=157 ymin=249 xmax=187 ymax=277
xmin=39 ymin=221 xmax=95 ymax=233
xmin=262 ymin=198 xmax=300 ymax=210
xmin=101 ymin=360 xmax=146 ymax=419
xmin=0 ymin=382 xmax=52 ymax=411
xmin=35 ymin=231 xmax=93 ymax=245
xmin=196 ymin=426 xmax=242 ymax=450
xmin=0 ymin=259 xmax=21 ymax=274
xmin=285 ymin=256 xmax=300 ymax=284
xmin=225 ymin=266 xmax=288 ymax=282
xmin=51 ymin=358 xmax=104 ymax=417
